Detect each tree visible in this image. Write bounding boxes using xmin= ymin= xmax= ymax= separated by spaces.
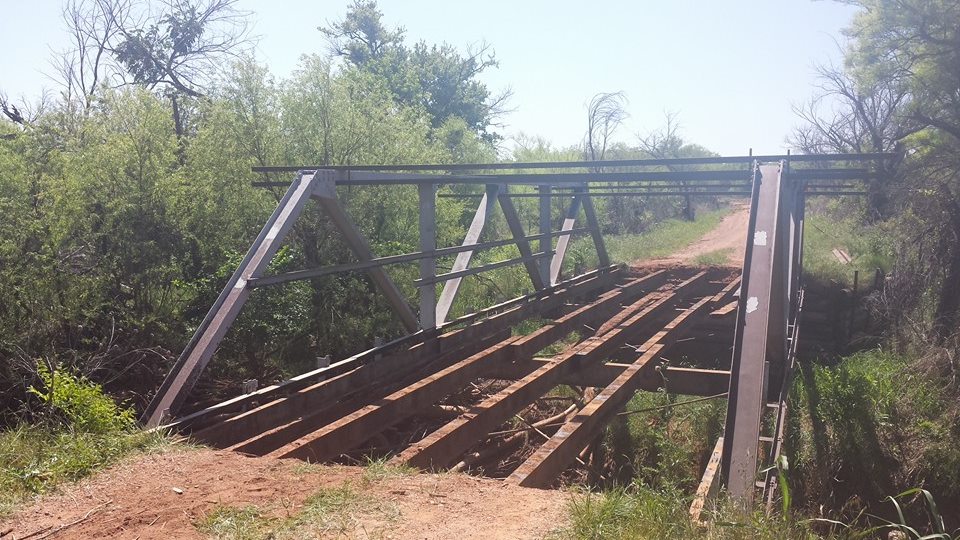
xmin=789 ymin=64 xmax=915 ymax=218
xmin=320 ymin=0 xmax=508 ymax=141
xmin=583 ymin=92 xmax=629 ymax=163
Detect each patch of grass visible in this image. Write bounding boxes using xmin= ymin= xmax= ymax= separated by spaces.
xmin=564 ymin=208 xmax=731 ymax=270
xmin=693 ymin=248 xmax=734 ymax=267
xmin=282 ymin=482 xmax=399 ymax=538
xmin=0 ymin=426 xmax=175 ymax=517
xmin=802 ymin=213 xmax=892 ymax=285
xmin=555 ymin=486 xmax=807 ymax=540
xmin=197 ymin=505 xmax=274 ymax=540
xmin=361 ymin=456 xmax=415 ymax=484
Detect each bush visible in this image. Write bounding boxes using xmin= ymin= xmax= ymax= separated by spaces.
xmin=28 ymin=362 xmax=135 ymax=434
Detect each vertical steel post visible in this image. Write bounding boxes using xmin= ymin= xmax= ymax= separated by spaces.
xmin=419 ymin=183 xmax=437 ymax=330
xmin=539 ymin=185 xmax=553 ymax=286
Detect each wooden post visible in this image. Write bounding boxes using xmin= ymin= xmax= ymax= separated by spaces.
xmin=550 ymin=193 xmax=583 ymax=285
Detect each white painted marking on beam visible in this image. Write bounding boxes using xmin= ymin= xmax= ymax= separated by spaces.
xmin=746 ymin=296 xmax=759 ymax=313
xmin=234 ymin=278 xmax=247 ymax=289
xmin=754 ymin=231 xmax=768 ymax=246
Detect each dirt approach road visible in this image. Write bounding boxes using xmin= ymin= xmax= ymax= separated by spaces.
xmin=645 ymin=203 xmax=750 ymax=266
xmin=1 ymin=448 xmax=569 ymax=539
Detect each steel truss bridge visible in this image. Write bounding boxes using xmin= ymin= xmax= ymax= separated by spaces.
xmin=142 ymin=152 xmax=893 ymax=513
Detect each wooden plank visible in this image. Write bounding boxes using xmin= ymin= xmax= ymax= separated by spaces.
xmin=507 ymin=292 xmax=715 ymax=488
xmin=312 ymin=175 xmax=419 ymax=332
xmin=496 ymin=360 xmax=730 ymax=396
xmin=142 ymin=171 xmax=322 ymax=428
xmin=710 ymin=300 xmax=739 ymax=317
xmin=435 ymin=184 xmax=499 ymax=324
xmin=392 ymin=273 xmax=707 ymax=471
xmin=498 ymin=186 xmax=547 ymax=290
xmin=690 ymin=437 xmax=724 ymax=525
xmin=271 ymin=273 xmax=664 ymax=462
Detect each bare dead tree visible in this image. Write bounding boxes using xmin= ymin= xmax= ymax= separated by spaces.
xmin=584 ymin=92 xmax=629 ymax=164
xmin=638 ymin=112 xmax=695 ymax=220
xmin=789 ymin=64 xmax=919 ymax=218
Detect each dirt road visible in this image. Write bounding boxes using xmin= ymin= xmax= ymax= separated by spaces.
xmin=645 ymin=203 xmax=750 ymax=266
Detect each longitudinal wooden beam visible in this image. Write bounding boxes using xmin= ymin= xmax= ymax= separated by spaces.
xmin=191 ymin=270 xmax=621 ymax=447
xmin=507 ymin=292 xmax=715 ymax=488
xmin=690 ymin=437 xmax=724 ymax=524
xmin=498 ymin=186 xmax=547 ymax=290
xmin=312 ymin=175 xmax=419 ymax=333
xmin=142 ymin=171 xmax=322 ymax=428
xmin=392 ymin=272 xmax=704 ymax=471
xmin=272 ymin=273 xmax=665 ymax=462
xmin=436 ymin=184 xmax=499 ymax=325
xmin=550 ymin=193 xmax=583 ymax=285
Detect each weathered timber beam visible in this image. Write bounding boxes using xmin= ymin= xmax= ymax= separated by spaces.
xmin=494 ymin=360 xmax=729 ymax=395
xmin=690 ymin=437 xmax=724 ymax=525
xmin=272 ymin=273 xmax=668 ymax=462
xmin=391 ymin=272 xmax=708 ymax=471
xmin=189 ymin=270 xmax=621 ymax=446
xmin=507 ymin=291 xmax=716 ymax=488
xmin=550 ymin=194 xmax=583 ymax=285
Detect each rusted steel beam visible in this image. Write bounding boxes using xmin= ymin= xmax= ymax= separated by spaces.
xmin=721 ymin=162 xmax=789 ymax=505
xmin=507 ymin=292 xmax=716 ymax=488
xmin=690 ymin=437 xmax=724 ymax=525
xmin=435 ymin=184 xmax=499 ymax=324
xmin=312 ymin=174 xmax=420 ymax=333
xmin=251 ymin=152 xmax=894 ymax=174
xmin=189 ymin=270 xmax=622 ymax=446
xmin=271 ymin=273 xmax=667 ymax=462
xmin=142 ymin=171 xmax=322 ymax=428
xmin=581 ymin=192 xmax=611 ymax=268
xmin=498 ymin=186 xmax=547 ymax=290
xmin=391 ymin=272 xmax=706 ymax=471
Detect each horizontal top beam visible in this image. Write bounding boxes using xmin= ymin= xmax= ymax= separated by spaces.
xmin=251 ymin=152 xmax=896 ymax=174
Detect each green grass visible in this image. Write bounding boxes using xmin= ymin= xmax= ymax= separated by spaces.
xmin=197 ymin=505 xmax=273 ymax=540
xmin=801 ymin=213 xmax=892 ymax=285
xmin=693 ymin=248 xmax=734 ymax=266
xmin=555 ymin=486 xmax=810 ymax=540
xmin=0 ymin=426 xmax=176 ymax=518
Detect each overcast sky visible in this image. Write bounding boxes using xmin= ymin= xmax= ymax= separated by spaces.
xmin=0 ymin=0 xmax=859 ymax=156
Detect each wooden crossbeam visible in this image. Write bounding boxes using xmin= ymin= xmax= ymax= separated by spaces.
xmin=391 ymin=272 xmax=706 ymax=471
xmin=507 ymin=291 xmax=716 ymax=488
xmin=271 ymin=274 xmax=664 ymax=462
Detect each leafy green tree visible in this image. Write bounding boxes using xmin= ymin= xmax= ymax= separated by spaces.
xmin=320 ymin=0 xmax=508 ymax=141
